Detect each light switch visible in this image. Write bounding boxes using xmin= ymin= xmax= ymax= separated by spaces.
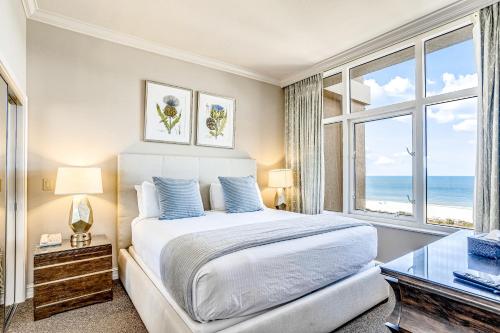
xmin=42 ymin=178 xmax=54 ymax=192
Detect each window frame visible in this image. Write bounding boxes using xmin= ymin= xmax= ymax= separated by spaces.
xmin=322 ymin=17 xmax=479 ymax=234
xmin=350 ymin=110 xmax=416 ymax=222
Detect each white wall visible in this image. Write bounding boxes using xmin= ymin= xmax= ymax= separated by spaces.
xmin=0 ymin=0 xmax=27 ymax=94
xmin=375 ymin=225 xmax=443 ymax=262
xmin=27 ymin=20 xmax=284 ymax=289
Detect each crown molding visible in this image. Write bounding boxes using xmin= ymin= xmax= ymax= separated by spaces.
xmin=279 ymin=0 xmax=499 ymax=87
xmin=24 ymin=6 xmax=281 ymax=86
xmin=23 ymin=0 xmax=498 ymax=88
xmin=21 ymin=0 xmax=38 ymax=17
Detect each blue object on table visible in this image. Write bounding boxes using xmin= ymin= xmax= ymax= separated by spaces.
xmin=453 ymin=270 xmax=500 ymax=295
xmin=468 ymin=253 xmax=500 ymax=275
xmin=468 ymin=233 xmax=500 ymax=259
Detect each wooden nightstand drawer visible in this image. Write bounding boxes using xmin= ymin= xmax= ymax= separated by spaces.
xmin=34 ymin=271 xmax=112 ymax=307
xmin=34 ymin=256 xmax=112 ymax=284
xmin=34 ymin=290 xmax=113 ymax=321
xmin=33 ymin=235 xmax=113 ymax=320
xmin=34 ymin=244 xmax=111 ymax=267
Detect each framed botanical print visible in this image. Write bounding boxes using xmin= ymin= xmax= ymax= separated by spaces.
xmin=196 ymin=92 xmax=235 ymax=149
xmin=144 ymin=80 xmax=193 ymax=144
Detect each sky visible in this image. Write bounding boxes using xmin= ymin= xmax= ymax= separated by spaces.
xmin=359 ymin=37 xmax=477 ymax=177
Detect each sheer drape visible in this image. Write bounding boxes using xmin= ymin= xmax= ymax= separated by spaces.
xmin=474 ymin=3 xmax=500 ymax=232
xmin=284 ymin=74 xmax=324 ymax=214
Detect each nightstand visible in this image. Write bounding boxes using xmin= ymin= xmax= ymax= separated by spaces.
xmin=33 ymin=235 xmax=113 ymax=320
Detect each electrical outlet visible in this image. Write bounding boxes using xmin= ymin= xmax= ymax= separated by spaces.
xmin=42 ymin=178 xmax=53 ymax=192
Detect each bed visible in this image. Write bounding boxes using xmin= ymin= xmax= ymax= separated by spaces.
xmin=117 ymin=153 xmax=389 ymax=333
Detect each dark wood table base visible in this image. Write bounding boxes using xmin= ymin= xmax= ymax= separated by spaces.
xmin=384 ymin=275 xmax=500 ymax=333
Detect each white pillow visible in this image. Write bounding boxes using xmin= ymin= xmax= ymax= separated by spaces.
xmin=210 ymin=182 xmax=264 ymax=211
xmin=134 ymin=181 xmax=161 ymax=218
xmin=134 ymin=185 xmax=145 ymax=217
xmin=209 ymin=183 xmax=226 ymax=211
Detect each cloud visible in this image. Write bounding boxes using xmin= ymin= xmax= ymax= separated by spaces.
xmin=361 ymin=72 xmax=478 ymax=132
xmin=366 ymin=152 xmax=396 ymax=165
xmin=457 ymin=113 xmax=475 ymax=120
xmin=384 ymin=76 xmax=414 ymax=96
xmin=427 ymin=103 xmax=457 ymax=123
xmin=363 ymin=79 xmax=385 ymax=99
xmin=363 ymin=76 xmax=414 ymax=101
xmin=374 ymin=156 xmax=396 ymax=165
xmin=365 ymin=152 xmax=377 ymax=160
xmin=427 ymin=72 xmax=478 ymax=96
xmin=364 ymin=72 xmax=476 ymax=108
xmin=393 ymin=151 xmax=409 ymax=157
xmin=426 ymin=72 xmax=479 ymax=131
xmin=441 ymin=73 xmax=477 ymax=94
xmin=427 ymin=97 xmax=477 ymax=124
xmin=453 ymin=119 xmax=477 ymax=132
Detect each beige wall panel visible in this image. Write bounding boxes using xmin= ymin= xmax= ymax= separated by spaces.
xmin=27 ymin=21 xmax=284 ymax=287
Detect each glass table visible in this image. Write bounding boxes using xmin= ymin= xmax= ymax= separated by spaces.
xmin=381 ymin=230 xmax=499 ymax=333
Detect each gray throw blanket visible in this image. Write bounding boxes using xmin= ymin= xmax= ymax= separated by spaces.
xmin=160 ymin=214 xmax=371 ymax=320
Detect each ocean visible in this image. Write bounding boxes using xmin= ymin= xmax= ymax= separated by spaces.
xmin=365 ymin=176 xmax=474 ymax=208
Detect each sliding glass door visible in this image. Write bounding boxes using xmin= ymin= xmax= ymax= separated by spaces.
xmin=0 ymin=74 xmax=6 ymax=331
xmin=0 ymin=75 xmax=18 ymax=331
xmin=4 ymin=95 xmax=16 ymax=325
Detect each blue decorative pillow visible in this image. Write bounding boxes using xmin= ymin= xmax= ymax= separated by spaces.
xmin=152 ymin=177 xmax=205 ymax=220
xmin=218 ymin=176 xmax=264 ymax=213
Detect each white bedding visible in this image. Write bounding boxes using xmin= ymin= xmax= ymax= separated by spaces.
xmin=131 ymin=209 xmax=377 ymax=322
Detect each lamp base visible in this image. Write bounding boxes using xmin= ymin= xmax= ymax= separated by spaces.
xmin=69 ymin=195 xmax=94 ymax=244
xmin=70 ymin=232 xmax=92 ymax=246
xmin=275 ymin=203 xmax=287 ymax=210
xmin=274 ymin=188 xmax=287 ymax=210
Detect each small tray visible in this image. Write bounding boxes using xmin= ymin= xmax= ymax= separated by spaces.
xmin=468 ymin=233 xmax=500 ymax=259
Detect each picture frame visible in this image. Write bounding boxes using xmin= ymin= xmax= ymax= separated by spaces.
xmin=196 ymin=91 xmax=235 ymax=149
xmin=144 ymin=80 xmax=193 ymax=144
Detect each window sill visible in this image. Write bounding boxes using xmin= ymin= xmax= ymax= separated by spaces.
xmin=325 ymin=211 xmax=461 ymax=237
xmin=368 ymin=220 xmax=454 ymax=237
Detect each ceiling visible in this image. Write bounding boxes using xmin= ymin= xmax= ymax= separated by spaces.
xmin=27 ymin=0 xmax=461 ymax=85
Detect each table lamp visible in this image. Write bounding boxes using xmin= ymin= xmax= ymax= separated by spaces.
xmin=54 ymin=167 xmax=103 ymax=244
xmin=268 ymin=169 xmax=293 ymax=209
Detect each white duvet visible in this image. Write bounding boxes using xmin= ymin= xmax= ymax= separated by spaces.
xmin=131 ymin=209 xmax=377 ymax=322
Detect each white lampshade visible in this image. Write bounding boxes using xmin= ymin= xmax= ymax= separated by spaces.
xmin=268 ymin=169 xmax=293 ymax=188
xmin=54 ymin=167 xmax=103 ymax=195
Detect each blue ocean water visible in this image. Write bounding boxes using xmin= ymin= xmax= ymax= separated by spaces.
xmin=365 ymin=176 xmax=474 ymax=208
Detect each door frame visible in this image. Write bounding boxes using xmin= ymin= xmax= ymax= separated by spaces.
xmin=0 ymin=58 xmax=28 ymax=305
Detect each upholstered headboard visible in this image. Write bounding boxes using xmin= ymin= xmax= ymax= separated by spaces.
xmin=117 ymin=153 xmax=257 ymax=249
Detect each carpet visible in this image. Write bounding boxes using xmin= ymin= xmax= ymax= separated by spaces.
xmin=8 ymin=281 xmax=394 ymax=333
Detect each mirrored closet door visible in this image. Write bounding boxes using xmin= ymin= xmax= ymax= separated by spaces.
xmin=0 ymin=72 xmax=6 ymax=330
xmin=0 ymin=75 xmax=18 ymax=331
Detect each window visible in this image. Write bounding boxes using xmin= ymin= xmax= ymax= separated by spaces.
xmin=322 ymin=19 xmax=479 ymax=231
xmin=350 ymin=47 xmax=415 ymax=111
xmin=426 ymin=98 xmax=477 ymax=228
xmin=354 ymin=115 xmax=413 ymax=216
xmin=425 ymin=25 xmax=477 ymax=97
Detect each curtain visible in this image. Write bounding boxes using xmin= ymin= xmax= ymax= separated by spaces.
xmin=475 ymin=3 xmax=500 ymax=233
xmin=285 ymin=74 xmax=324 ymax=214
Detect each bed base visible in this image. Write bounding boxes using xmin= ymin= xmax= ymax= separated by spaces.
xmin=119 ymin=249 xmax=389 ymax=333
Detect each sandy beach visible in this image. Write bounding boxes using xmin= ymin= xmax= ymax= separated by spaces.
xmin=365 ymin=200 xmax=472 ymax=222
